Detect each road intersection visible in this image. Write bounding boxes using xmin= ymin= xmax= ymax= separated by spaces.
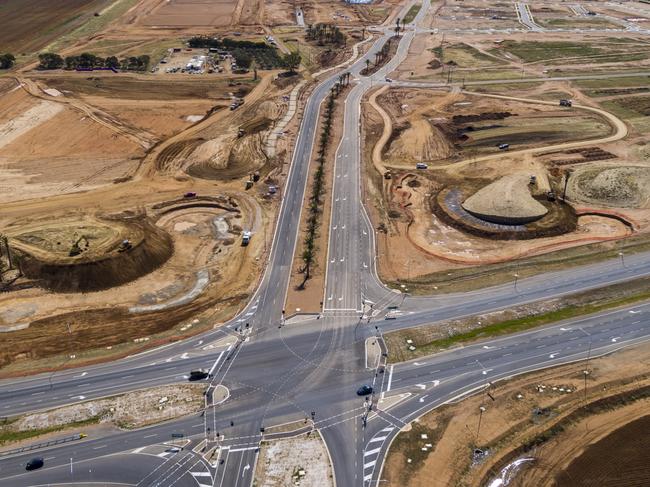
xmin=2 ymin=1 xmax=650 ymax=486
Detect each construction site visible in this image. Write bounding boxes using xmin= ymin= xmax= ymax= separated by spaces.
xmin=363 ymin=21 xmax=650 ymax=287
xmin=0 ymin=0 xmax=334 ymax=374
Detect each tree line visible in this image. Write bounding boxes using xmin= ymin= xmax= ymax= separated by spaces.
xmin=188 ymin=36 xmax=269 ymax=50
xmin=305 ymin=24 xmax=346 ymax=46
xmin=37 ymin=52 xmax=150 ymax=71
xmin=0 ymin=53 xmax=15 ymax=69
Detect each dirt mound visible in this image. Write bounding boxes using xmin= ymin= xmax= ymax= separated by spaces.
xmin=568 ymin=165 xmax=650 ymax=208
xmin=462 ymin=174 xmax=548 ymax=224
xmin=12 ymin=217 xmax=173 ymax=293
xmin=385 ymin=119 xmax=454 ymax=163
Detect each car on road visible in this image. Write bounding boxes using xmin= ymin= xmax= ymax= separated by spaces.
xmin=416 ymin=162 xmax=428 ymax=169
xmin=357 ymin=385 xmax=373 ymax=396
xmin=26 ymin=457 xmax=44 ymax=471
xmin=242 ymin=231 xmax=252 ymax=246
xmin=385 ymin=77 xmax=393 ymax=82
xmin=498 ymin=143 xmax=510 ymax=150
xmin=189 ymin=369 xmax=209 ymax=381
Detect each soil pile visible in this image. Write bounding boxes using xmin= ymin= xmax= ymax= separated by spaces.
xmin=385 ymin=119 xmax=455 ymax=163
xmin=568 ymin=165 xmax=650 ymax=208
xmin=13 ymin=217 xmax=173 ymax=292
xmin=462 ymin=173 xmax=548 ymax=224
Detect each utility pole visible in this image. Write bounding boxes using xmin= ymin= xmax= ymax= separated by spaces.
xmin=476 ymin=406 xmax=486 ymax=442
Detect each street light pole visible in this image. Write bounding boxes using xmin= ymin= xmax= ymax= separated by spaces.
xmin=476 ymin=406 xmax=486 ymax=442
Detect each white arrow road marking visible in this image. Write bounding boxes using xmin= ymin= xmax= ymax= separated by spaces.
xmin=482 ymin=345 xmax=494 ymax=349
xmin=340 ymin=257 xmax=345 ymax=262
xmin=413 ymin=362 xmax=427 ymax=366
xmin=419 ymin=394 xmax=429 ymax=403
xmin=629 ymin=310 xmax=640 ymax=314
xmin=71 ymin=395 xmax=86 ymax=400
xmin=482 ymin=369 xmax=493 ymax=375
xmin=242 ymin=464 xmax=251 ymax=478
xmin=328 ymin=295 xmax=333 ymax=301
xmin=560 ymin=327 xmax=572 ymax=331
xmin=165 ymin=357 xmax=173 ymax=363
xmin=180 ymin=353 xmax=189 ymax=359
xmin=338 ymin=297 xmax=344 ymax=301
xmin=612 ymin=337 xmax=620 ymax=342
xmin=430 ymin=380 xmax=440 ymax=387
xmin=73 ymin=372 xmax=88 ymax=378
xmin=549 ymin=352 xmax=559 ymax=359
xmin=330 ymin=258 xmax=335 ymax=263
xmin=197 ymin=340 xmax=203 ymax=346
xmin=363 ymin=262 xmax=368 ymax=268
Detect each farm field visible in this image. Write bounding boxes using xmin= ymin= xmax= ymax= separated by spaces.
xmin=0 ymin=0 xmax=113 ymax=53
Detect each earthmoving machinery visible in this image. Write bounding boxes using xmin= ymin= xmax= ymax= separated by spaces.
xmin=117 ymin=239 xmax=132 ymax=253
xmin=69 ymin=236 xmax=89 ymax=257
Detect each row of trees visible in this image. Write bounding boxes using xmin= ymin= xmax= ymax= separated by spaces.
xmin=0 ymin=53 xmax=15 ymax=69
xmin=188 ymin=36 xmax=268 ymax=50
xmin=299 ymin=72 xmax=350 ymax=288
xmin=38 ymin=52 xmax=150 ymax=71
xmin=362 ymin=36 xmax=397 ymax=75
xmin=305 ymin=23 xmax=346 ymax=46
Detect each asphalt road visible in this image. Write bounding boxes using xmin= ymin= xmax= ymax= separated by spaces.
xmin=2 ymin=1 xmax=650 ymax=486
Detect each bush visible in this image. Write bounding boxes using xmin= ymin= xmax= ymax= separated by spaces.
xmin=0 ymin=53 xmax=15 ymax=69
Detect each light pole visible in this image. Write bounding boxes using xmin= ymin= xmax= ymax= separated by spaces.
xmin=476 ymin=406 xmax=486 ymax=442
xmin=513 ymin=273 xmax=519 ymax=291
xmin=618 ymin=251 xmax=625 ymax=267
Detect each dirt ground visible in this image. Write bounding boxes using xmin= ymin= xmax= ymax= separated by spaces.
xmin=381 ymin=343 xmax=650 ymax=487
xmin=0 ymin=41 xmax=298 ymax=375
xmin=363 ymin=50 xmax=650 ymax=281
xmin=255 ymin=433 xmax=334 ymax=487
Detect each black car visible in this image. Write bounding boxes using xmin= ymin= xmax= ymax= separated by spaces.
xmin=357 ymin=385 xmax=373 ymax=396
xmin=26 ymin=457 xmax=44 ymax=471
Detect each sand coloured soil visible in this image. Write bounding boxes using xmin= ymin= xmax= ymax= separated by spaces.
xmin=462 ymin=173 xmax=548 ymax=223
xmin=567 ymin=164 xmax=650 ymax=209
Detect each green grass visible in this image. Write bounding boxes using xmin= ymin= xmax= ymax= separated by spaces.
xmin=402 ymin=4 xmax=421 ymax=24
xmin=386 ymin=288 xmax=650 ymax=362
xmin=0 ymin=416 xmax=100 ymax=446
xmin=538 ymin=18 xmax=622 ymax=30
xmin=492 ymin=40 xmax=605 ymax=63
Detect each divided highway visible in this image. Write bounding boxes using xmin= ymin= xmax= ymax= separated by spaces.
xmin=1 ymin=1 xmax=650 ymax=486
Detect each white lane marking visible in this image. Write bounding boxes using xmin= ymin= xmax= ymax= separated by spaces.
xmin=416 ymin=384 xmax=426 ymax=390
xmin=381 ymin=427 xmax=394 ymax=433
xmin=549 ymin=352 xmax=559 ymax=359
xmin=560 ymin=327 xmax=572 ymax=331
xmin=229 ymin=446 xmax=259 ymax=452
xmin=73 ymin=372 xmax=88 ymax=378
xmin=191 ymin=472 xmax=212 ymax=477
xmin=386 ymin=365 xmax=394 ymax=392
xmin=208 ymin=350 xmax=225 ymax=377
xmin=611 ymin=337 xmax=620 ymax=342
xmin=368 ymin=436 xmax=387 ymax=444
xmin=419 ymin=394 xmax=429 ymax=403
xmin=132 ymin=447 xmax=146 ymax=454
xmin=364 ymin=474 xmax=373 ymax=482
xmin=144 ymin=434 xmax=158 ymax=438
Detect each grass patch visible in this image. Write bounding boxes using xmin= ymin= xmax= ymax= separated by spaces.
xmin=386 ymin=279 xmax=650 ymax=362
xmin=402 ymin=4 xmax=422 ymax=24
xmin=0 ymin=416 xmax=100 ymax=446
xmin=491 ymin=40 xmax=604 ymax=63
xmin=574 ymin=75 xmax=650 ymax=90
xmin=435 ymin=43 xmax=508 ymax=68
